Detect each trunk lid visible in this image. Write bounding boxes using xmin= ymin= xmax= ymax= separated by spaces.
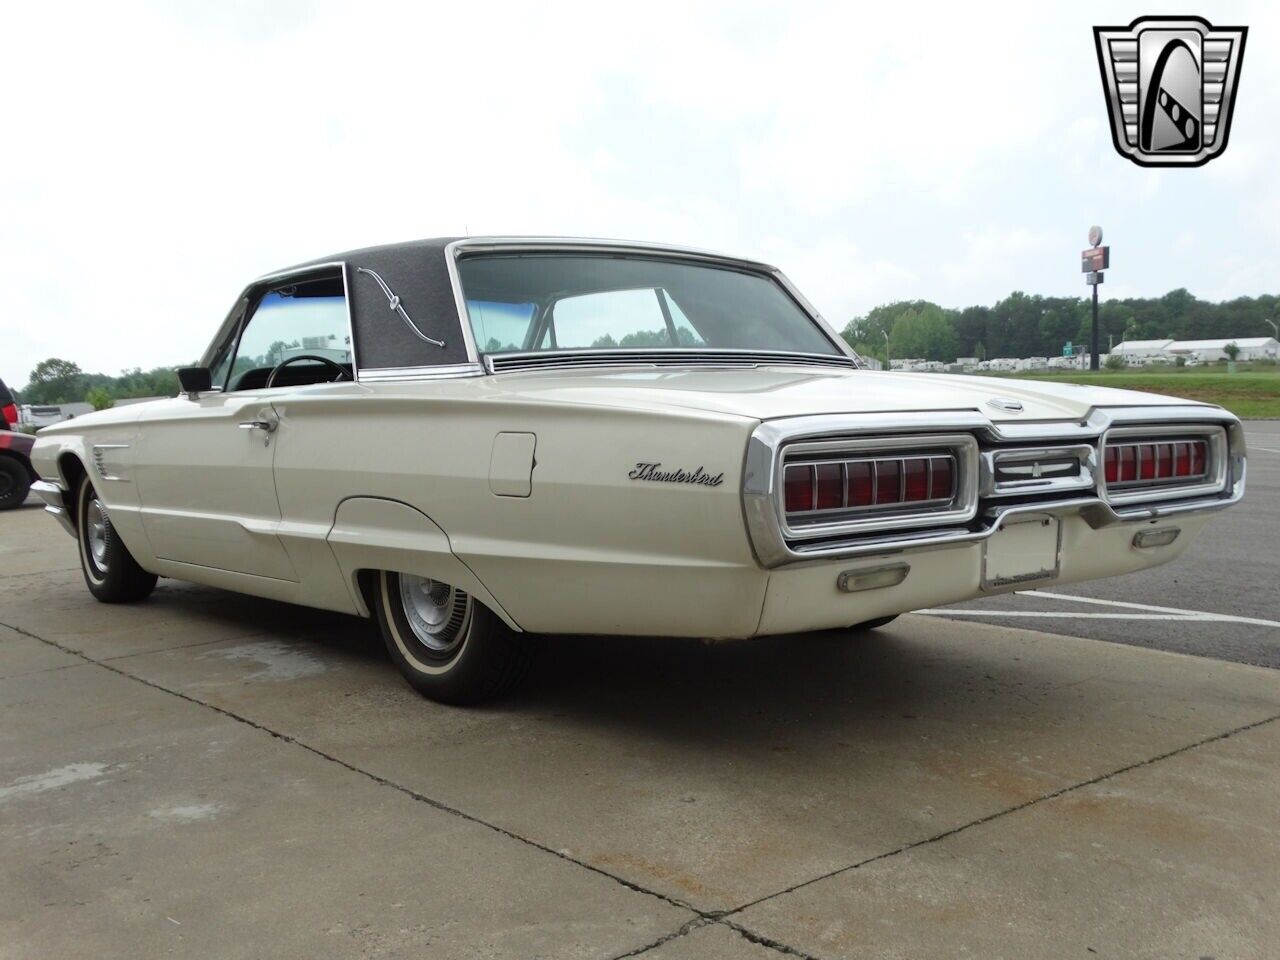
xmin=485 ymin=365 xmax=1208 ymax=423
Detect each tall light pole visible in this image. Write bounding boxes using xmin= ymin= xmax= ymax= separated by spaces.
xmin=1082 ymin=226 xmax=1108 ymax=371
xmin=1265 ymin=318 xmax=1278 ymax=339
xmin=883 ymin=329 xmax=891 ymax=370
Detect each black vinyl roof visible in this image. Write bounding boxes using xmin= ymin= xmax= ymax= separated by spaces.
xmin=255 ymin=237 xmax=782 ymax=372
xmin=277 ymin=238 xmax=467 ymax=370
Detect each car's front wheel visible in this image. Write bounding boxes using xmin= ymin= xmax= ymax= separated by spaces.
xmin=76 ymin=475 xmax=157 ymax=602
xmin=372 ymin=570 xmax=535 ymax=704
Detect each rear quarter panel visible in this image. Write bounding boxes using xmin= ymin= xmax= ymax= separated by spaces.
xmin=272 ymin=379 xmax=770 ymax=636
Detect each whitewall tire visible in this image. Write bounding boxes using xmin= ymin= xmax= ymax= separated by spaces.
xmin=76 ymin=475 xmax=157 ymax=603
xmin=373 ymin=570 xmax=534 ymax=704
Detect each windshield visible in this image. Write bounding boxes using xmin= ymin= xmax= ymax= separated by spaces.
xmin=457 ymin=253 xmax=839 ymax=356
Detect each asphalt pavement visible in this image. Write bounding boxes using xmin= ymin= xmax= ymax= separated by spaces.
xmin=1 ymin=426 xmax=1278 ymax=958
xmin=930 ymin=420 xmax=1280 ymax=668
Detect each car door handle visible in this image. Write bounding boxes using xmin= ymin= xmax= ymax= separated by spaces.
xmin=238 ymin=419 xmax=277 ymax=433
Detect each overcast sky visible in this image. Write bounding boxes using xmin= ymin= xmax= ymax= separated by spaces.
xmin=1 ymin=1 xmax=1276 ymax=384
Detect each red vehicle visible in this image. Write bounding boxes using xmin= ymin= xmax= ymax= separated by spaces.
xmin=0 ymin=377 xmax=17 ymax=430
xmin=0 ymin=377 xmax=35 ymax=509
xmin=0 ymin=430 xmax=35 ymax=509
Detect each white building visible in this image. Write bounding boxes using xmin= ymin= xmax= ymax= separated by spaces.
xmin=1110 ymin=339 xmax=1173 ymax=366
xmin=1165 ymin=337 xmax=1279 ymax=363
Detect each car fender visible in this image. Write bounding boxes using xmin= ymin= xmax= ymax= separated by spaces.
xmin=325 ymin=496 xmax=521 ymax=630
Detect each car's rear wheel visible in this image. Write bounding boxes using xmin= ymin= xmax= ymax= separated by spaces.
xmin=373 ymin=570 xmax=534 ymax=704
xmin=76 ymin=475 xmax=157 ymax=602
xmin=850 ymin=614 xmax=899 ymax=631
xmin=0 ymin=456 xmax=30 ymax=510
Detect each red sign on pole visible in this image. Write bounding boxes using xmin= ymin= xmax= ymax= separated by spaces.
xmin=1081 ymin=246 xmax=1110 ymax=272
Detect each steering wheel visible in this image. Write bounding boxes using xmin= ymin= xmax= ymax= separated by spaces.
xmin=265 ymin=354 xmax=350 ymax=389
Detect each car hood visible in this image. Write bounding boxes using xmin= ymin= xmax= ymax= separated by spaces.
xmin=484 ymin=366 xmax=1211 ymax=423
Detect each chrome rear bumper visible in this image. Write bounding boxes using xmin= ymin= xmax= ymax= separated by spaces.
xmin=31 ymin=480 xmax=75 ymax=537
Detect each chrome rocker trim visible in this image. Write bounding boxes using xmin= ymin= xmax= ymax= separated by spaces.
xmin=743 ymin=405 xmax=1246 ymax=568
xmin=31 ymin=479 xmax=76 ymax=537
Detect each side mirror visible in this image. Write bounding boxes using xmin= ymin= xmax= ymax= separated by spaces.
xmin=178 ymin=366 xmax=213 ymax=399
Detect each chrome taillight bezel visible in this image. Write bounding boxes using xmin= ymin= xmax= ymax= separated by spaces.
xmin=775 ymin=433 xmax=980 ymax=540
xmin=1100 ymin=423 xmax=1229 ymax=506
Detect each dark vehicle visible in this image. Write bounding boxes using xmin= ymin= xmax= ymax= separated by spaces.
xmin=0 ymin=377 xmax=17 ymax=430
xmin=0 ymin=429 xmax=35 ymax=509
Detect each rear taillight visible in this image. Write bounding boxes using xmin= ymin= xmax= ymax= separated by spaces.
xmin=1103 ymin=438 xmax=1209 ymax=488
xmin=0 ymin=403 xmax=15 ymax=428
xmin=784 ymin=454 xmax=956 ymax=518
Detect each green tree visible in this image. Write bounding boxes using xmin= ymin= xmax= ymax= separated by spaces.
xmin=1223 ymin=342 xmax=1241 ymax=362
xmin=86 ymin=386 xmax=115 ymax=410
xmin=889 ymin=304 xmax=959 ymax=362
xmin=1104 ymin=353 xmax=1125 ymax=371
xmin=24 ymin=358 xmax=86 ymax=404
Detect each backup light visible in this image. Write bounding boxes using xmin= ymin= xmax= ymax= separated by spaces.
xmin=1133 ymin=527 xmax=1180 ymax=549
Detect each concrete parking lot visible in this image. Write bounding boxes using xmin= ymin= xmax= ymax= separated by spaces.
xmin=2 ymin=438 xmax=1278 ymax=959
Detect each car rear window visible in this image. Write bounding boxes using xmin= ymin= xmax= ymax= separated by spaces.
xmin=0 ymin=378 xmax=12 ymax=404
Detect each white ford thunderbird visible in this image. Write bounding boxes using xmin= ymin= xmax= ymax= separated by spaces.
xmin=30 ymin=238 xmax=1246 ymax=702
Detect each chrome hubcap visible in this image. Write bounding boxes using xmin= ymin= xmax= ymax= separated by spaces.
xmin=398 ymin=575 xmax=471 ymax=655
xmin=86 ymin=498 xmax=109 ymax=570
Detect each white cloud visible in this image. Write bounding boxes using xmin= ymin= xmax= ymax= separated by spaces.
xmin=0 ymin=0 xmax=1277 ymax=384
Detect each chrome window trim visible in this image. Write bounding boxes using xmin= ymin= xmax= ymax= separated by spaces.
xmin=444 ymin=239 xmax=481 ymax=365
xmin=743 ymin=406 xmax=1245 ymax=568
xmin=356 ymin=363 xmax=485 ymax=382
xmin=208 ymin=261 xmax=359 ymax=390
xmin=483 ymin=348 xmax=856 ymax=375
xmin=776 ymin=435 xmax=978 ymax=539
xmin=1100 ymin=424 xmax=1229 ymax=506
xmin=445 ymin=237 xmax=853 ymax=371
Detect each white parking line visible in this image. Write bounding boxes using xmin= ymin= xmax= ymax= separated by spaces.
xmin=1248 ymin=445 xmax=1280 ymax=454
xmin=917 ymin=610 xmax=1229 ymax=621
xmin=920 ymin=589 xmax=1280 ymax=629
xmin=1027 ymin=590 xmax=1280 ymax=627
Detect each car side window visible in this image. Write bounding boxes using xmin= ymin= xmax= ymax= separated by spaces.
xmin=224 ymin=276 xmax=351 ymax=391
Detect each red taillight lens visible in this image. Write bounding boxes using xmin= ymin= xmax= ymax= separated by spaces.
xmin=1174 ymin=442 xmax=1191 ymax=477
xmin=874 ymin=460 xmax=901 ymax=504
xmin=814 ymin=462 xmax=843 ymax=510
xmin=1138 ymin=444 xmax=1157 ymax=480
xmin=1106 ymin=437 xmax=1211 ymax=489
xmin=1190 ymin=440 xmax=1206 ymax=476
xmin=1119 ymin=445 xmax=1137 ymax=481
xmin=784 ymin=464 xmax=813 ymax=513
xmin=846 ymin=461 xmax=873 ymax=506
xmin=929 ymin=457 xmax=953 ymax=499
xmin=903 ymin=458 xmax=929 ymax=501
xmin=786 ymin=452 xmax=958 ymax=516
xmin=0 ymin=403 xmax=15 ymax=428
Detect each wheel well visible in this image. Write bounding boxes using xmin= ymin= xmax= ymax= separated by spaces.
xmin=58 ymin=453 xmax=87 ymax=530
xmin=354 ymin=568 xmax=379 ymax=619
